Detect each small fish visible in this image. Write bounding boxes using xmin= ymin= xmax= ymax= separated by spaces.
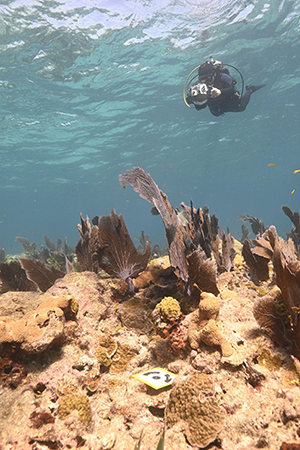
xmin=293 ymin=169 xmax=300 ymax=174
xmin=267 ymin=163 xmax=276 ymax=167
xmin=291 ymin=190 xmax=295 ymax=194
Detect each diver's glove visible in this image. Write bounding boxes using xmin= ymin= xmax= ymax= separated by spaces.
xmin=209 ymin=87 xmax=221 ymax=98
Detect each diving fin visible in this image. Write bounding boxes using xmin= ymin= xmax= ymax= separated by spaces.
xmin=246 ymin=84 xmax=266 ymax=93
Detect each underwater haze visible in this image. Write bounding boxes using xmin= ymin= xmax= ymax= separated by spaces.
xmin=1 ymin=0 xmax=300 ymax=254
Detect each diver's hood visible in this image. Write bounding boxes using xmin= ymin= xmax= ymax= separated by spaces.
xmin=189 ymin=82 xmax=209 ymax=105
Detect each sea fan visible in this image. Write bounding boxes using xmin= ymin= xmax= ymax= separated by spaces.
xmin=95 ymin=209 xmax=151 ymax=279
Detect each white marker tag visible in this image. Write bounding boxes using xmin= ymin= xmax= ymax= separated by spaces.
xmin=133 ymin=367 xmax=177 ymax=390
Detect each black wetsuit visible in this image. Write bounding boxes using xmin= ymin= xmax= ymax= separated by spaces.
xmin=188 ymin=71 xmax=251 ymax=117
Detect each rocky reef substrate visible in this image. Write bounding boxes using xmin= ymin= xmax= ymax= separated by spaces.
xmin=1 ymin=253 xmax=300 ymax=450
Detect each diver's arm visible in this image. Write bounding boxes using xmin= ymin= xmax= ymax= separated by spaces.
xmin=219 ymin=83 xmax=236 ymax=97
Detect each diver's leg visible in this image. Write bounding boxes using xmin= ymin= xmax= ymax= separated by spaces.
xmin=235 ymin=84 xmax=266 ymax=112
xmin=235 ymin=90 xmax=252 ymax=112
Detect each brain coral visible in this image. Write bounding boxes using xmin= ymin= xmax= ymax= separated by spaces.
xmin=165 ymin=373 xmax=226 ymax=448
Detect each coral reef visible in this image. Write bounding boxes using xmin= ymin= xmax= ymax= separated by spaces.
xmin=3 ymin=169 xmax=300 ymax=450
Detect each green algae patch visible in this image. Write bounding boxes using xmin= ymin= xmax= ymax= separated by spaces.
xmin=58 ymin=394 xmax=92 ymax=426
xmin=156 ymin=296 xmax=181 ymax=319
xmin=257 ymin=348 xmax=283 ymax=371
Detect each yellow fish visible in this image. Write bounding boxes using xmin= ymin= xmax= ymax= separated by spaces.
xmin=293 ymin=169 xmax=300 ymax=174
xmin=267 ymin=163 xmax=276 ymax=166
xmin=291 ymin=190 xmax=295 ymax=194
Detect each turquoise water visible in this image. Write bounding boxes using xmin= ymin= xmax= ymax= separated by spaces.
xmin=1 ymin=0 xmax=300 ymax=254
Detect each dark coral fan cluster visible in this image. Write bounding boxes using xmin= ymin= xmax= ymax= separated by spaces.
xmin=76 ymin=209 xmax=151 ymax=279
xmin=250 ymin=225 xmax=300 ymax=358
xmin=119 ymin=167 xmax=235 ymax=295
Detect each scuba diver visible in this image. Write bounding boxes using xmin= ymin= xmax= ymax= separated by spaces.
xmin=184 ymin=57 xmax=266 ymax=117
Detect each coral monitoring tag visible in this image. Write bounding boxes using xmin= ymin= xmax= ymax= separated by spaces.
xmin=133 ymin=367 xmax=177 ymax=390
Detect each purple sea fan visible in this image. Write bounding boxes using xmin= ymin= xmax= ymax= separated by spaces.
xmin=119 ymin=167 xmax=189 ymax=282
xmin=95 ymin=209 xmax=151 ymax=279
